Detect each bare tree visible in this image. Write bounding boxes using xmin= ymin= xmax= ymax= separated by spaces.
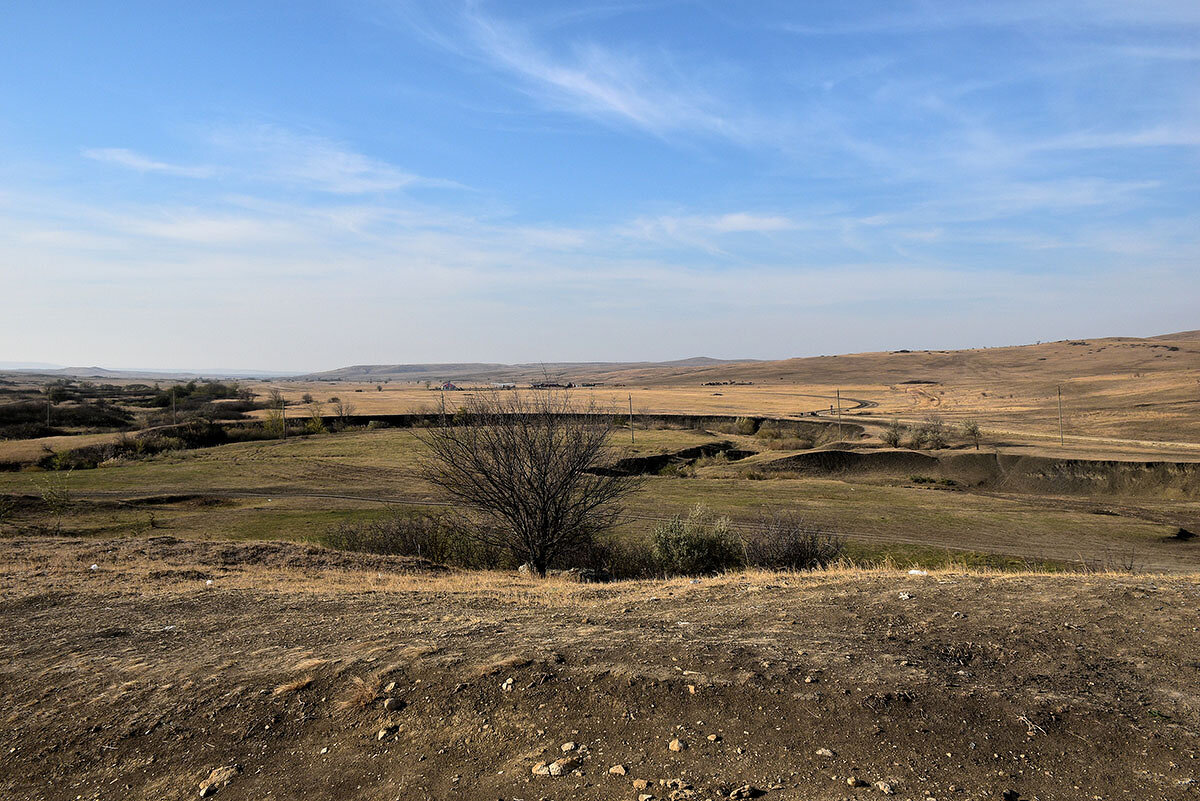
xmin=332 ymin=399 xmax=355 ymax=429
xmin=881 ymin=419 xmax=905 ymax=448
xmin=415 ymin=390 xmax=642 ymax=576
xmin=305 ymin=401 xmax=326 ymax=434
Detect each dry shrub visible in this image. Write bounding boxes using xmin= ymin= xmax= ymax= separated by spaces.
xmin=651 ymin=504 xmax=745 ymax=576
xmin=741 ymin=510 xmax=844 ymax=570
xmin=337 ymin=676 xmax=378 ymax=710
xmin=321 ymin=512 xmax=505 ymax=569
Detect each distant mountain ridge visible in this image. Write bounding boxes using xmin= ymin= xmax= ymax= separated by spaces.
xmin=298 ymin=357 xmax=751 ymax=383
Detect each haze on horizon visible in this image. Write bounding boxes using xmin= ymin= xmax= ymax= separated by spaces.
xmin=2 ymin=1 xmax=1198 ymax=373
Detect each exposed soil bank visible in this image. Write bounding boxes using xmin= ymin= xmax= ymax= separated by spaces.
xmin=760 ymin=448 xmax=1200 ymax=497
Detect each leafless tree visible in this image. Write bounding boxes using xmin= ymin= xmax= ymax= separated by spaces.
xmin=415 ymin=390 xmax=642 ymax=576
xmin=332 ymin=399 xmax=356 ymax=429
xmin=881 ymin=419 xmax=905 ymax=448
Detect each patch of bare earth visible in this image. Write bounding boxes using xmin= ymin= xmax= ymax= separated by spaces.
xmin=1 ymin=537 xmax=1198 ymax=800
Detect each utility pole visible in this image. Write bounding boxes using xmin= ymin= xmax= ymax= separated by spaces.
xmin=628 ymin=398 xmax=638 ymax=448
xmin=1057 ymin=385 xmax=1064 ymax=447
xmin=281 ymin=397 xmax=286 ymax=440
xmin=836 ymin=388 xmax=843 ymax=439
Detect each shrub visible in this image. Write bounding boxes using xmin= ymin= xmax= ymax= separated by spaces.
xmin=592 ymin=537 xmax=660 ymax=580
xmin=651 ymin=504 xmax=744 ymax=575
xmin=366 ymin=420 xmax=389 ymax=430
xmin=922 ymin=415 xmax=948 ymax=449
xmin=961 ymin=419 xmax=982 ymax=450
xmin=658 ymin=460 xmax=695 ymax=478
xmin=0 ymin=400 xmax=133 ymax=431
xmin=734 ymin=416 xmax=759 ymax=435
xmin=742 ymin=510 xmax=844 ymax=570
xmin=304 ymin=402 xmax=327 ymax=434
xmin=35 ymin=470 xmax=72 ymax=533
xmin=321 ymin=513 xmax=504 ymax=568
xmin=263 ymin=406 xmax=286 ymax=438
xmin=755 ymin=422 xmax=781 ymax=440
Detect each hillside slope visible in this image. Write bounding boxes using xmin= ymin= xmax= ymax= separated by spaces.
xmin=2 ymin=537 xmax=1198 ymax=801
xmin=299 ymin=333 xmax=1200 ymax=386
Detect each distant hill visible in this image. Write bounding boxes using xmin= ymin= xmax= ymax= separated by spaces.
xmin=297 ymin=332 xmax=1199 ymax=387
xmin=0 ymin=366 xmax=294 ymax=380
xmin=298 ymin=357 xmax=752 ymax=384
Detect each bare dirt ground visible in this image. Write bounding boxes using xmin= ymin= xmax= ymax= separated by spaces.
xmin=2 ymin=537 xmax=1198 ymax=801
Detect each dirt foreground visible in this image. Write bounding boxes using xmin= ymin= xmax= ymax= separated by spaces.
xmin=2 ymin=537 xmax=1198 ymax=801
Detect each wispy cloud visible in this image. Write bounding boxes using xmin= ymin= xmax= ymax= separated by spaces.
xmin=209 ymin=125 xmax=465 ymax=194
xmin=82 ymin=147 xmax=215 ymax=178
xmin=780 ymin=0 xmax=1200 ymax=35
xmin=407 ymin=4 xmax=773 ymax=145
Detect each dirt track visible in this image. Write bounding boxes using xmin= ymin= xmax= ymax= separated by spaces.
xmin=2 ymin=537 xmax=1198 ymax=800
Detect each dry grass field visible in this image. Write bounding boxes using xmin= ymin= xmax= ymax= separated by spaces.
xmin=2 ymin=333 xmax=1199 ymax=573
xmin=1 ymin=424 xmax=1196 ymax=572
xmin=267 ymin=332 xmax=1200 ymax=452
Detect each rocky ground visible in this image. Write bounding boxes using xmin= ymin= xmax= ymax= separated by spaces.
xmin=1 ymin=536 xmax=1198 ymax=800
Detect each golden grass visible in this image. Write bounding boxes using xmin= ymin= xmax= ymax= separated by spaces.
xmin=236 ymin=332 xmax=1200 ymax=451
xmin=272 ymin=676 xmax=313 ymax=696
xmin=5 ymin=542 xmax=1192 ymax=608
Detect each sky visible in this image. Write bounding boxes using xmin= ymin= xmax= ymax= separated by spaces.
xmin=1 ymin=1 xmax=1198 ymax=372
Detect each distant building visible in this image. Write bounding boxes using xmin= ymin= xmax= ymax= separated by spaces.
xmin=441 ymin=382 xmax=459 ymax=391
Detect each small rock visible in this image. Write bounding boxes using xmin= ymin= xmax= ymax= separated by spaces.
xmin=846 ymin=776 xmax=866 ymax=787
xmin=815 ymin=747 xmax=835 ymax=757
xmin=383 ymin=681 xmax=396 ymax=692
xmin=382 ymin=697 xmax=400 ymax=711
xmin=633 ymin=778 xmax=651 ymax=789
xmin=531 ymin=761 xmax=551 ymax=776
xmin=639 ymin=795 xmax=655 ymax=801
xmin=376 ymin=727 xmax=394 ymax=741
xmin=707 ymin=734 xmax=721 ymax=742
xmin=561 ymin=741 xmax=577 ymax=752
xmin=668 ymin=738 xmax=687 ymax=752
xmin=898 ymin=592 xmax=913 ymax=600
xmin=729 ymin=785 xmax=762 ymax=799
xmin=546 ymin=756 xmax=579 ymax=776
xmin=875 ymin=780 xmax=894 ymax=794
xmin=1001 ymin=791 xmax=1020 ymax=801
xmin=319 ymin=747 xmax=328 ymax=754
xmin=609 ymin=764 xmax=627 ymax=776
xmin=501 ymin=677 xmax=514 ymax=691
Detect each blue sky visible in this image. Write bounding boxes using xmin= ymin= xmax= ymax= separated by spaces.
xmin=1 ymin=1 xmax=1197 ymax=371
